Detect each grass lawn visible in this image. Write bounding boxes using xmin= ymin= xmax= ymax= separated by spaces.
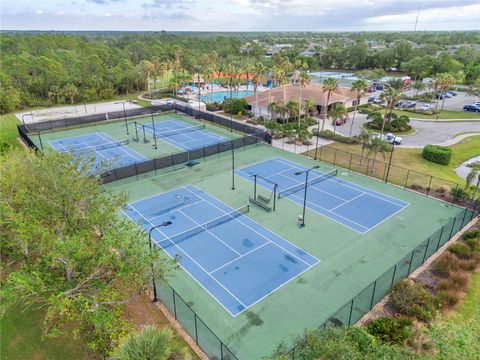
xmin=310 ymin=135 xmax=480 ymax=184
xmin=425 ymin=272 xmax=480 ymax=359
xmin=391 ymin=109 xmax=480 ymax=120
xmin=0 ymin=306 xmax=96 ymax=360
xmin=0 ymin=113 xmax=20 ymax=147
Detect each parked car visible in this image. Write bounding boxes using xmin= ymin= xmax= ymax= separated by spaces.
xmin=374 ymin=133 xmax=403 ymax=145
xmin=447 ymin=90 xmax=457 ymax=96
xmin=367 ymin=87 xmax=375 ymax=93
xmin=396 ymin=100 xmax=416 ymax=109
xmin=372 ymin=83 xmax=384 ymax=91
xmin=473 ymin=101 xmax=480 ymax=107
xmin=368 ymin=95 xmax=376 ymax=103
xmin=463 ymin=104 xmax=480 ymax=113
xmin=372 ymin=97 xmax=383 ymax=104
xmin=419 ymin=103 xmax=433 ymax=112
xmin=442 ymin=92 xmax=453 ymax=98
xmin=435 ymin=93 xmax=445 ymax=99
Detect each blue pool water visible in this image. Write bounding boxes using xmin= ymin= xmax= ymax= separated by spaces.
xmin=199 ymin=90 xmax=254 ymax=103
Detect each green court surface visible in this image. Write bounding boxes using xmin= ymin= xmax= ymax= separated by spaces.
xmin=108 ymin=144 xmax=468 ymax=359
xmin=31 ymin=111 xmax=239 ymax=159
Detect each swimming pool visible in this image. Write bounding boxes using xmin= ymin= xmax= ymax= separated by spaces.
xmin=199 ymin=90 xmax=254 ymax=103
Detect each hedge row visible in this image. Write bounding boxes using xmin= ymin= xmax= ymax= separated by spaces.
xmin=422 ymin=145 xmax=452 ymax=165
xmin=313 ymin=129 xmax=361 ymax=144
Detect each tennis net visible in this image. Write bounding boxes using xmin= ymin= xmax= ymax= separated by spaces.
xmin=278 ymin=168 xmax=338 ymax=198
xmin=143 ymin=124 xmax=205 ymax=138
xmin=157 ymin=205 xmax=249 ymax=249
xmin=59 ymin=139 xmax=129 ymax=154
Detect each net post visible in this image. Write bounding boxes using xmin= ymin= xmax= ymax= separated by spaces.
xmin=134 ymin=121 xmax=139 ymax=142
xmin=273 ymin=184 xmax=277 ymax=211
xmin=142 ymin=125 xmax=147 ymax=143
xmin=254 ymin=174 xmax=257 ymax=200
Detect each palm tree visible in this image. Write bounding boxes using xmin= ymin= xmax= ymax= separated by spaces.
xmin=141 ymin=60 xmax=154 ymax=96
xmin=321 ymin=78 xmax=339 ymax=131
xmin=244 ymin=62 xmax=255 ymax=92
xmin=203 ymin=65 xmax=214 ymax=102
xmin=366 ymin=137 xmax=390 ymax=173
xmin=303 ymin=97 xmax=316 ymax=120
xmin=151 ymin=57 xmax=161 ymax=91
xmin=297 ymin=71 xmax=311 ymax=126
xmin=349 ymin=78 xmax=368 ymax=136
xmin=329 ymin=103 xmax=347 ymax=133
xmin=379 ymin=85 xmax=401 ymax=135
xmin=268 ymin=101 xmax=278 ymax=122
xmin=286 ymin=100 xmax=299 ymax=124
xmin=435 ymin=73 xmax=456 ymax=112
xmin=252 ymin=62 xmax=267 ymax=118
xmin=276 ymin=102 xmax=288 ymax=127
xmin=412 ymin=80 xmax=425 ymax=96
xmin=359 ymin=129 xmax=371 ymax=165
xmin=112 ymin=326 xmax=187 ymax=360
xmin=192 ymin=64 xmax=203 ymax=111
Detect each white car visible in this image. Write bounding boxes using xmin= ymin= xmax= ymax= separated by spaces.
xmin=374 ymin=133 xmax=403 ymax=145
xmin=419 ymin=103 xmax=433 ymax=112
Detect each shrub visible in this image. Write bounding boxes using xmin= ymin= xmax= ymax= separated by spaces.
xmin=389 ymin=280 xmax=438 ymax=322
xmin=313 ymin=129 xmax=361 ymax=144
xmin=448 ymin=243 xmax=475 ymax=259
xmin=437 ymin=272 xmax=469 ymax=291
xmin=422 ymin=145 xmax=452 ymax=165
xmin=462 ymin=230 xmax=480 ymax=240
xmin=222 ymin=98 xmax=248 ymax=114
xmin=366 ymin=317 xmax=413 ymax=345
xmin=436 ymin=290 xmax=460 ymax=307
xmin=433 ymin=253 xmax=461 ymax=277
xmin=435 ymin=185 xmax=449 ymax=194
xmin=450 ymin=186 xmax=469 ymax=201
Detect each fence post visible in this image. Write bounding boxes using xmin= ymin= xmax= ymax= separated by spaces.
xmin=369 ymin=280 xmax=377 ymax=310
xmin=194 ymin=314 xmax=199 ymax=344
xmin=172 ymin=289 xmax=177 ymax=319
xmin=348 ymin=153 xmax=353 ymax=171
xmin=448 ymin=217 xmax=457 ymax=240
xmin=404 ymin=170 xmax=410 ymax=189
xmin=333 ymin=149 xmax=337 ymax=166
xmin=426 ymin=176 xmax=433 ymax=197
xmin=422 ymin=237 xmax=431 ymax=263
xmin=436 ymin=226 xmax=445 ymax=251
xmin=347 ymin=299 xmax=354 ymax=325
xmin=461 ymin=207 xmax=469 ymax=228
xmin=390 ymin=265 xmax=397 ymax=290
xmin=365 ymin=158 xmax=370 ymax=176
xmin=134 ymin=162 xmax=139 ymax=180
xmin=407 ymin=250 xmax=416 ymax=275
xmin=452 ymin=184 xmax=459 ymax=203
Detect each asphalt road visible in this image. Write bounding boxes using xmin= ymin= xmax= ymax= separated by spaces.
xmin=337 ymin=113 xmax=480 ymax=147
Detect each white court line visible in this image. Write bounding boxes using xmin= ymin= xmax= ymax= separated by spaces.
xmin=148 ymin=196 xmax=204 ymax=223
xmin=273 ymin=156 xmax=409 ymax=207
xmin=208 ymin=242 xmax=270 ymax=274
xmin=177 ymin=207 xmax=242 ymax=256
xmin=125 ymin=202 xmax=248 ymax=314
xmin=329 ymin=193 xmax=365 ymax=212
xmin=96 ymin=132 xmax=146 ymax=162
xmin=185 ymin=186 xmax=315 ymax=267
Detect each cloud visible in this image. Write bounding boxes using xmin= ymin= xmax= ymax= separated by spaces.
xmin=87 ymin=0 xmax=124 ymax=4
xmin=142 ymin=0 xmax=194 ymax=8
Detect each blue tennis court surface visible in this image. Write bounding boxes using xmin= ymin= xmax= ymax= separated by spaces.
xmin=48 ymin=132 xmax=146 ymax=168
xmin=140 ymin=119 xmax=227 ymax=150
xmin=237 ymin=157 xmax=409 ymax=234
xmin=123 ymin=185 xmax=319 ymax=316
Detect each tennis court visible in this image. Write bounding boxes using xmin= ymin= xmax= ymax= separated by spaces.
xmin=237 ymin=157 xmax=409 ymax=233
xmin=139 ymin=119 xmax=228 ymax=150
xmin=123 ymin=184 xmax=319 ymax=316
xmin=48 ymin=131 xmax=146 ymax=167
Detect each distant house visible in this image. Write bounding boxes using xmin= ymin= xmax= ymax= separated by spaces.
xmin=244 ymin=83 xmax=367 ymax=119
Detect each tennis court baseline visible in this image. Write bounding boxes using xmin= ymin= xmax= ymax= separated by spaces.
xmin=48 ymin=131 xmax=146 ymax=167
xmin=237 ymin=157 xmax=409 ymax=234
xmin=123 ymin=185 xmax=319 ymax=316
xmin=140 ymin=119 xmax=228 ymax=150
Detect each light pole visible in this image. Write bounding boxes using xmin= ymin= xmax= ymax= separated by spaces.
xmin=115 ymin=100 xmax=137 ymax=136
xmin=222 ymin=142 xmax=235 ymax=190
xmin=314 ymin=116 xmax=321 ymax=160
xmin=150 ymin=110 xmax=161 ymax=149
xmin=295 ymin=165 xmax=319 ymax=227
xmin=148 ymin=221 xmax=173 ymax=302
xmin=384 ymin=138 xmax=396 ymax=183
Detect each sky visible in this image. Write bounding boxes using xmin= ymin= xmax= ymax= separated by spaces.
xmin=1 ymin=0 xmax=480 ymax=32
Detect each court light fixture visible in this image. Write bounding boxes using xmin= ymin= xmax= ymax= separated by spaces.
xmin=295 ymin=165 xmax=320 ymax=227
